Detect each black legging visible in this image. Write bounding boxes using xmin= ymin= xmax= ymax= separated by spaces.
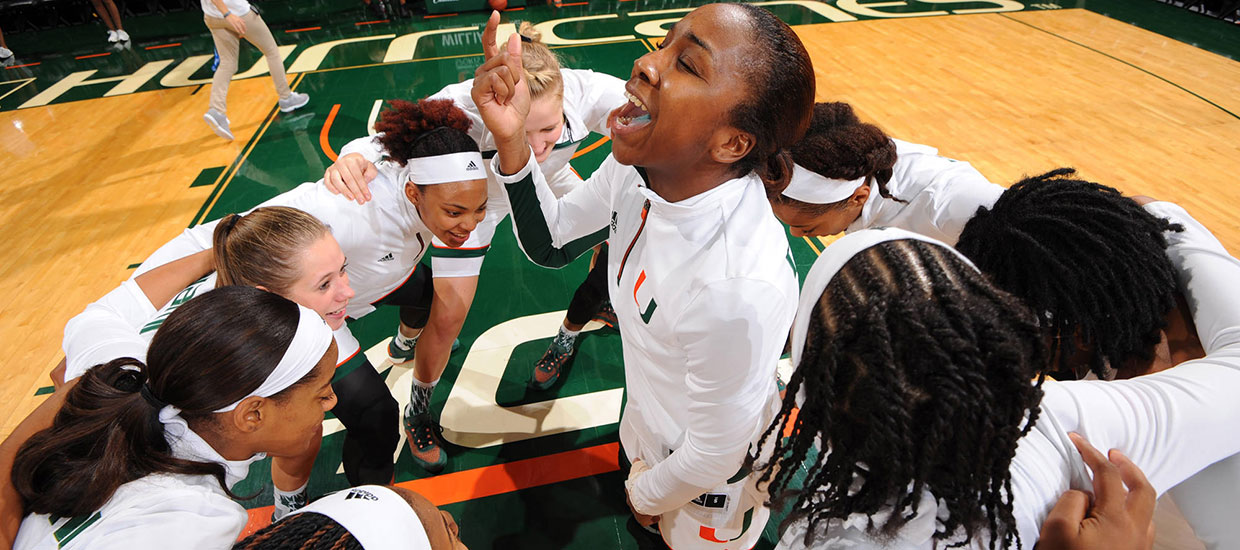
xmin=566 ymin=244 xmax=610 ymax=326
xmin=331 ymin=263 xmax=436 ymax=485
xmin=331 ymin=363 xmax=399 ymax=485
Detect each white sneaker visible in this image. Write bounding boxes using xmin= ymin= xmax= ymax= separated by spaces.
xmin=277 ymin=92 xmax=310 ymax=113
xmin=0 ymin=47 xmax=12 ymax=60
xmin=107 ymin=30 xmax=119 ymax=43
xmin=117 ymin=29 xmax=130 ymax=42
xmin=203 ymin=109 xmax=234 ymax=140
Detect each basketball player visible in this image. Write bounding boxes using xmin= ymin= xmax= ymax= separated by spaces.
xmin=471 ymin=5 xmax=813 ymax=548
xmin=772 ymin=102 xmax=1003 ymax=244
xmin=10 ymin=287 xmax=337 ymax=550
xmin=322 ymin=21 xmax=626 ymax=472
xmin=766 ymin=209 xmax=1240 ymax=548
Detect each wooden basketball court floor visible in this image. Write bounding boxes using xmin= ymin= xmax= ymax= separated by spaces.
xmin=1 ymin=2 xmax=1238 ymax=548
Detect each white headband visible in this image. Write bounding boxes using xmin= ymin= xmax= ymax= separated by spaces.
xmin=789 ymin=228 xmax=980 ymax=400
xmin=782 ymin=163 xmax=866 ymax=205
xmin=290 ymin=485 xmax=432 ymax=550
xmin=399 ymin=151 xmax=486 ymax=186
xmin=213 ymin=303 xmax=333 ymax=412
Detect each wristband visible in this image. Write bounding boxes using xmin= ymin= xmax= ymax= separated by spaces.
xmin=222 ymin=10 xmax=232 ymax=17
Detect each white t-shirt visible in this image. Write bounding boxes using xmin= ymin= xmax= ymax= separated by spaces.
xmin=778 ymin=202 xmax=1240 ymax=548
xmin=846 ymin=139 xmax=1004 ymax=245
xmin=14 ymin=414 xmax=262 ymax=550
xmin=201 ymin=0 xmax=250 ymax=19
xmin=495 ymin=151 xmax=799 ymax=517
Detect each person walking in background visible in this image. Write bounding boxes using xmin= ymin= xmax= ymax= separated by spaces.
xmin=89 ymin=0 xmax=129 ymax=43
xmin=201 ymin=0 xmax=308 ymax=140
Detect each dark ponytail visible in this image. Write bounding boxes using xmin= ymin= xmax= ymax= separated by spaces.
xmin=12 ymin=286 xmax=303 ymax=517
xmin=782 ymin=102 xmax=901 ymax=212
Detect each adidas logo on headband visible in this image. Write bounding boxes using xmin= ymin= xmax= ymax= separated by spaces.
xmin=344 ymin=489 xmax=379 ymax=502
xmin=466 ymin=160 xmax=479 ymax=171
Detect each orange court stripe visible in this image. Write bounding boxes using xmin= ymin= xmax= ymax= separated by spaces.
xmin=5 ymin=62 xmax=40 ymax=69
xmin=285 ymin=26 xmax=322 ymax=33
xmin=355 ymin=19 xmax=389 ymax=25
xmin=398 ymin=442 xmax=620 ymax=506
xmin=571 ymin=136 xmax=610 ymax=159
xmin=320 ymin=103 xmax=341 ymax=162
xmin=502 ymin=6 xmax=524 ymax=10
xmin=424 ymin=13 xmax=458 ymax=18
xmin=238 ymin=442 xmax=620 ymax=539
xmin=74 ymin=52 xmax=111 ymax=60
xmin=559 ymin=1 xmax=588 ymax=5
xmin=144 ymin=43 xmax=182 ymax=50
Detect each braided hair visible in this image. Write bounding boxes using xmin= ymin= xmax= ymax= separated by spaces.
xmin=233 ymin=512 xmax=360 ymax=550
xmin=955 ymin=168 xmax=1183 ymax=378
xmin=757 ymin=240 xmax=1045 ymax=550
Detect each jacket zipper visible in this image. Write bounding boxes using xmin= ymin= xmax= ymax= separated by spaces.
xmin=616 ymin=199 xmax=651 ymax=285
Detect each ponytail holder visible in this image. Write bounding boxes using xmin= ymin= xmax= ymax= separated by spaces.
xmin=221 ymin=214 xmax=241 ymax=236
xmin=140 ymin=384 xmax=168 ymax=410
xmin=519 ymin=34 xmax=533 ymax=43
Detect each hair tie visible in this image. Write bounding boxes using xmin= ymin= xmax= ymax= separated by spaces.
xmin=140 ymin=384 xmax=168 ymax=410
xmin=519 ymin=34 xmax=533 ymax=43
xmin=221 ymin=214 xmax=241 ymax=237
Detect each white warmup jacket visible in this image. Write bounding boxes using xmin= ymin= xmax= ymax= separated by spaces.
xmin=495 ymin=151 xmax=799 ymax=519
xmin=20 ymin=275 xmax=262 ymax=549
xmin=845 ymin=139 xmax=1004 ymax=245
xmin=64 ymin=162 xmax=429 ymax=381
xmin=342 ymin=68 xmax=627 ymax=277
xmin=778 ymin=202 xmax=1240 ymax=548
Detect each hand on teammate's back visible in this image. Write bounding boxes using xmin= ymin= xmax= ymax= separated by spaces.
xmin=1037 ymin=433 xmax=1155 ymax=550
xmin=325 ymin=152 xmax=378 ymax=205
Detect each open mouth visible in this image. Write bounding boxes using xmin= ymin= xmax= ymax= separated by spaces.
xmin=325 ymin=307 xmax=347 ymax=320
xmin=446 ymin=230 xmax=469 ymax=243
xmin=610 ymin=90 xmax=652 ymax=132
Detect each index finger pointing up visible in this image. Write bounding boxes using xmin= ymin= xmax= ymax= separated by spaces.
xmin=482 ymin=10 xmax=502 ymax=61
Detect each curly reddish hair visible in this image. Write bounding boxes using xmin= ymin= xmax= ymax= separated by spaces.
xmin=375 ymin=98 xmax=478 ymax=166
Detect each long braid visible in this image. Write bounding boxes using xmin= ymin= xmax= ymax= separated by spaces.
xmin=955 ymin=169 xmax=1182 ymax=378
xmin=757 ymin=240 xmax=1045 ymax=550
xmin=232 ymin=513 xmax=361 ymax=550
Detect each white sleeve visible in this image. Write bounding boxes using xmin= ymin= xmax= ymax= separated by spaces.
xmin=924 ymin=163 xmax=1004 ymax=243
xmin=62 ymin=280 xmax=157 ymax=381
xmin=567 ymin=69 xmax=627 ymax=137
xmin=1038 ymin=201 xmax=1240 ymax=496
xmin=629 ymin=278 xmax=791 ymax=515
xmin=1143 ymin=201 xmax=1240 ymax=549
xmin=130 ymin=221 xmax=219 ymax=279
xmin=491 ymin=149 xmax=612 ymax=268
xmin=87 ymin=492 xmax=244 ymax=550
xmin=338 ymin=134 xmax=386 ymax=163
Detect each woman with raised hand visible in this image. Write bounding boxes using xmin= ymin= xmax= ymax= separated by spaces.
xmin=764 ymin=216 xmax=1240 ymax=549
xmin=321 ymin=20 xmax=628 ymax=472
xmin=772 ymin=102 xmax=1002 ymax=244
xmin=471 ymin=5 xmax=814 ymax=548
xmin=11 ymin=286 xmax=337 ymax=550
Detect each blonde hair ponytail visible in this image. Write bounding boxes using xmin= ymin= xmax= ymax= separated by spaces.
xmin=517 ymin=22 xmax=564 ymax=100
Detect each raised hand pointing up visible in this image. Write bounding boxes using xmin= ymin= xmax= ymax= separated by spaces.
xmin=471 ymin=10 xmax=532 ymax=175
